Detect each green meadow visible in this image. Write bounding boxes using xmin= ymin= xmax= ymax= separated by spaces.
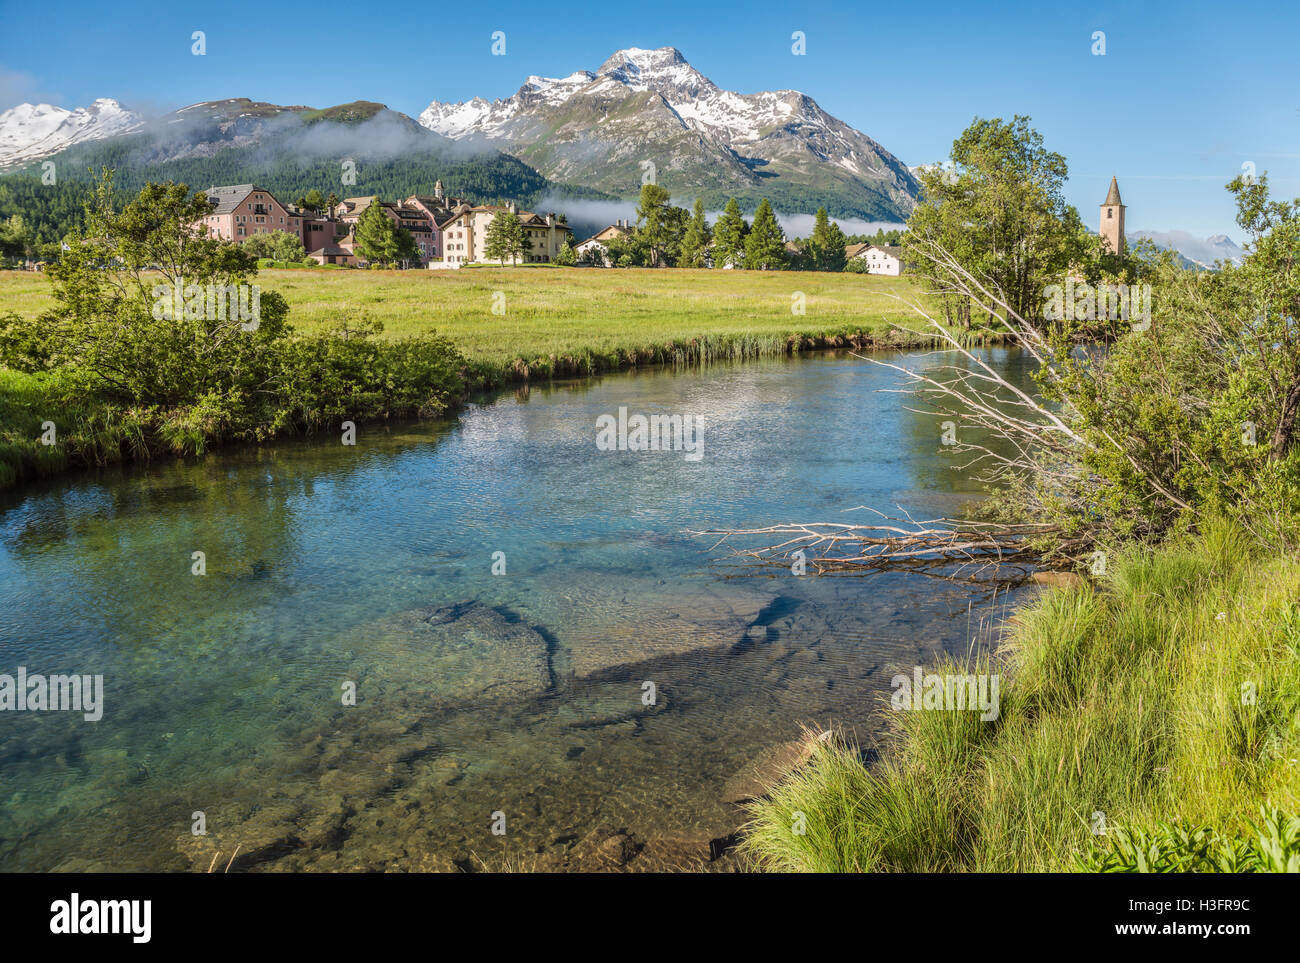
xmin=0 ymin=266 xmax=934 ymax=372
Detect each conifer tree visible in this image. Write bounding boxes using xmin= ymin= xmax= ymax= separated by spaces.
xmin=744 ymin=198 xmax=787 ymax=270
xmin=712 ymin=197 xmax=748 ymax=269
xmin=678 ymin=198 xmax=712 ymax=268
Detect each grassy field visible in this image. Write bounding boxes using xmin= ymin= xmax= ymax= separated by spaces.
xmin=742 ymin=521 xmax=1300 ymax=872
xmin=0 ymin=266 xmax=939 ymax=373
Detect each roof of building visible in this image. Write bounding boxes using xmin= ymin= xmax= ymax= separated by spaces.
xmin=1103 ymin=175 xmax=1123 ymax=207
xmin=309 ymin=245 xmax=353 ymax=257
xmin=201 ymin=184 xmax=261 ymax=214
xmin=871 ymin=244 xmax=903 ymax=257
xmin=845 ymin=242 xmax=871 ymax=258
xmin=440 ymin=204 xmax=572 ymax=232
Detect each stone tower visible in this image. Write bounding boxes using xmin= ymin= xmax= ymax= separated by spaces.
xmin=1100 ymin=175 xmax=1125 ymax=254
xmin=434 ymin=179 xmax=444 ymax=200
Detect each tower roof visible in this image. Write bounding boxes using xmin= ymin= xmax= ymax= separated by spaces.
xmin=1103 ymin=175 xmax=1123 ymax=207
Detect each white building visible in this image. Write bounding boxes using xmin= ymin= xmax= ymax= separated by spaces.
xmin=574 ymin=220 xmax=633 ymax=266
xmin=849 ymin=243 xmax=905 ymax=276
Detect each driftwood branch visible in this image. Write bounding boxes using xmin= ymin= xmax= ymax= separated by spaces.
xmin=693 ymin=507 xmax=1088 ymax=585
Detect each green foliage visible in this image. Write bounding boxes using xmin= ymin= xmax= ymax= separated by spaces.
xmin=807 ymin=207 xmax=848 ymax=272
xmin=905 ymin=116 xmax=1091 ymax=325
xmin=0 ymin=172 xmax=466 ymax=487
xmin=1077 ymin=807 xmax=1300 ymax=872
xmin=635 ymin=183 xmax=679 ymax=267
xmin=242 ymin=229 xmax=306 ymax=262
xmin=553 ymin=240 xmax=577 ymax=266
xmin=0 ymin=176 xmax=91 ymax=251
xmin=352 ymin=199 xmax=418 ymax=266
xmin=678 ymin=198 xmax=712 ymax=268
xmin=1036 ymin=176 xmax=1300 ymax=546
xmin=744 ymin=198 xmax=787 ymax=270
xmin=711 ymin=198 xmax=748 ymax=269
xmin=483 ymin=210 xmax=526 ymax=265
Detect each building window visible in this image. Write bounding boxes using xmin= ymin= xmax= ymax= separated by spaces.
xmin=1107 ymin=209 xmax=1113 ymax=219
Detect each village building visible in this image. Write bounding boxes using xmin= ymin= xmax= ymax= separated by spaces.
xmin=306 ymin=244 xmax=358 ymax=266
xmin=1100 ymin=175 xmax=1126 ymax=254
xmin=848 ymin=243 xmax=905 ymax=275
xmin=334 ymin=195 xmax=438 ymax=264
xmin=574 ymin=220 xmax=633 ymax=266
xmin=197 ymin=185 xmax=304 ymax=244
xmin=403 ymin=181 xmax=473 ymax=260
xmin=192 ymin=181 xmax=574 ymax=268
xmin=438 ymin=201 xmax=573 ymax=265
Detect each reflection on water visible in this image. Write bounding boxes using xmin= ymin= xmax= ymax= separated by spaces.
xmin=0 ymin=348 xmax=1033 ymax=871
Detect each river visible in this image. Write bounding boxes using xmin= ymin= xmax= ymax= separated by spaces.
xmin=0 ymin=347 xmax=1032 ymax=871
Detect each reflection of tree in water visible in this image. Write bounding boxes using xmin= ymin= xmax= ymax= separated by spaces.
xmin=902 ymin=346 xmax=1039 ymax=494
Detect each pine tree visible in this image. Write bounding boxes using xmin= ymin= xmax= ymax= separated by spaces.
xmin=745 ymin=198 xmax=787 ymax=270
xmin=809 ymin=207 xmax=847 ymax=272
xmin=353 ymin=198 xmax=402 ymax=266
xmin=635 ymin=183 xmax=675 ymax=267
xmin=712 ymin=197 xmax=748 ymax=269
xmin=678 ymin=198 xmax=712 ymax=268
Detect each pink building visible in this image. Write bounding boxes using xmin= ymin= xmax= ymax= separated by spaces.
xmin=404 ymin=181 xmax=472 ymax=261
xmin=196 ymin=185 xmax=305 ymax=245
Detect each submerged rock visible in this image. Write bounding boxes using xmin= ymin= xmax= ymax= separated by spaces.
xmin=1029 ymin=571 xmax=1086 ymax=589
xmin=351 ymin=600 xmax=554 ymax=710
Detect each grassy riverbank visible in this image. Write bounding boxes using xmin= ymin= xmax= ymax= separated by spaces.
xmin=0 ymin=267 xmax=949 ymax=381
xmin=743 ymin=522 xmax=1300 ymax=872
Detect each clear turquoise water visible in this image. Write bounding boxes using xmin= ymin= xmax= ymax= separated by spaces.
xmin=0 ymin=348 xmax=1031 ymax=871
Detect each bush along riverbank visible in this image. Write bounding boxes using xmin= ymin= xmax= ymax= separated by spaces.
xmin=0 ymin=177 xmax=466 ymax=491
xmin=741 ymin=522 xmax=1300 ymax=872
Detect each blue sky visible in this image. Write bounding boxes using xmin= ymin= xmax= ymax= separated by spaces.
xmin=2 ymin=0 xmax=1297 ymax=238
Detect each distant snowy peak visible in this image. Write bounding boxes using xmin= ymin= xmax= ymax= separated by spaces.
xmin=0 ymin=98 xmax=143 ymax=168
xmin=595 ymin=46 xmax=716 ymax=99
xmin=1130 ymin=230 xmax=1245 ymax=268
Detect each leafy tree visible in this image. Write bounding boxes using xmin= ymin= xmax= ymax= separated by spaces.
xmin=554 ymin=240 xmax=577 ymax=266
xmin=905 ymin=116 xmax=1089 ymax=326
xmin=483 ymin=209 xmax=526 ymax=265
xmin=712 ymin=197 xmax=748 ymax=269
xmin=808 ymin=207 xmax=847 ymax=272
xmin=0 ymin=214 xmax=34 ymax=260
xmin=0 ymin=171 xmax=287 ymax=408
xmin=678 ymin=198 xmax=712 ymax=268
xmin=353 ymin=199 xmax=416 ymax=267
xmin=745 ymin=198 xmax=787 ymax=270
xmin=243 ymin=230 xmax=306 ymax=262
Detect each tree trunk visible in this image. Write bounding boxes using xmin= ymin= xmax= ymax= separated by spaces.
xmin=1268 ymin=378 xmax=1300 ymax=460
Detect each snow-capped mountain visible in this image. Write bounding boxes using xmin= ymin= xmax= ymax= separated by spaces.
xmin=0 ymin=98 xmax=143 ymax=168
xmin=419 ymin=47 xmax=919 ymax=220
xmin=1129 ymin=230 xmax=1245 ymax=269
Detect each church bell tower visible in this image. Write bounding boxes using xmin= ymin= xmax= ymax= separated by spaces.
xmin=1100 ymin=175 xmax=1125 ymax=254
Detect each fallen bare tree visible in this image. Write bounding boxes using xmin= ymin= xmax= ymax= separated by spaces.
xmin=693 ymin=507 xmax=1093 ymax=586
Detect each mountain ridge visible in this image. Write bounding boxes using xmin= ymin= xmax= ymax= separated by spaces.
xmin=418 ymin=46 xmax=920 ymax=221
